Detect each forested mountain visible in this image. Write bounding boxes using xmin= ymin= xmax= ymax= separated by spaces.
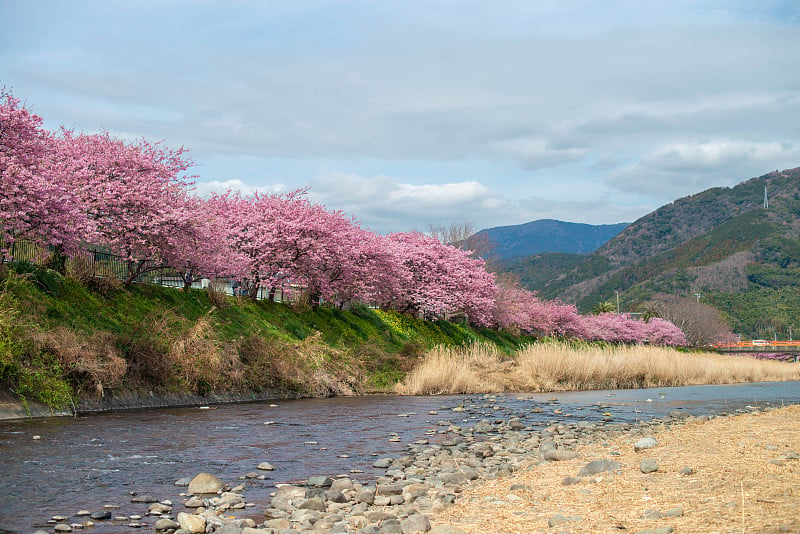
xmin=503 ymin=167 xmax=800 ymax=339
xmin=475 ymin=219 xmax=628 ymax=260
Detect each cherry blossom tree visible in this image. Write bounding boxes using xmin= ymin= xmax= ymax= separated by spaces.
xmin=212 ymin=189 xmax=339 ymax=300
xmin=163 ymin=196 xmax=231 ymax=290
xmin=643 ymin=317 xmax=687 ymax=346
xmin=0 ymin=92 xmax=85 ymax=258
xmin=386 ymin=231 xmax=497 ymax=326
xmin=57 ymin=131 xmax=196 ymax=286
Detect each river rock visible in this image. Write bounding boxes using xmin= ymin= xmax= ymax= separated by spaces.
xmin=544 ymin=449 xmax=579 ymax=461
xmin=177 ymin=512 xmax=206 ymax=534
xmin=357 ymin=488 xmax=376 ymax=504
xmin=326 ymin=489 xmax=348 ymax=503
xmin=400 ymin=513 xmax=431 ymax=533
xmin=184 ymin=496 xmax=205 ymax=507
xmin=373 ymin=458 xmax=393 ymax=468
xmin=188 ymin=472 xmax=225 ymax=495
xmin=54 ymin=525 xmax=72 ymax=533
xmin=271 ymin=485 xmax=307 ymax=511
xmin=90 ymin=511 xmax=111 ymax=520
xmin=402 ymin=483 xmax=429 ymax=504
xmin=330 ymin=477 xmax=354 ymax=492
xmin=634 ymin=437 xmax=658 ymax=452
xmin=377 ymin=482 xmax=407 ymax=496
xmin=130 ymin=495 xmax=158 ymax=503
xmin=214 ymin=524 xmax=244 ymax=534
xmin=507 ymin=417 xmax=525 ymax=431
xmin=298 ymin=496 xmax=327 ymax=512
xmin=257 ymin=462 xmax=275 ymax=471
xmin=642 ymin=509 xmax=664 ymax=520
xmin=154 ymin=518 xmax=180 ymax=530
xmin=640 ymin=458 xmax=659 ymax=473
xmin=148 ymin=502 xmax=172 ymax=514
xmin=307 ymin=475 xmax=334 ymax=487
xmin=666 ymin=506 xmax=684 ymax=517
xmin=473 ymin=420 xmax=493 ymax=433
xmin=578 ymin=459 xmax=621 ymax=477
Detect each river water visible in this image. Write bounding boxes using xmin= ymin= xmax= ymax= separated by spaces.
xmin=2 ymin=381 xmax=799 ymax=533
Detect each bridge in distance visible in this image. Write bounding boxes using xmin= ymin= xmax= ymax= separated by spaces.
xmin=710 ymin=341 xmax=800 ymax=357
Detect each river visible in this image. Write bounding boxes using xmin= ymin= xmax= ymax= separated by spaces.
xmin=2 ymin=381 xmax=799 ymax=533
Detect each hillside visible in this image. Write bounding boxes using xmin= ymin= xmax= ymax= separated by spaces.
xmin=506 ymin=167 xmax=800 ymax=338
xmin=475 ymin=219 xmax=628 ymax=260
xmin=0 ymin=263 xmax=529 ymax=412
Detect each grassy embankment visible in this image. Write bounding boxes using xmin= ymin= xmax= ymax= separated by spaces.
xmin=0 ymin=261 xmax=530 ymax=412
xmin=396 ymin=341 xmax=800 ymax=395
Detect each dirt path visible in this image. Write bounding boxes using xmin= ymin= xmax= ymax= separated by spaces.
xmin=433 ymin=405 xmax=800 ymax=533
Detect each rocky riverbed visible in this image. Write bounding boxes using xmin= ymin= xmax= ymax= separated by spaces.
xmin=21 ymin=394 xmax=788 ymax=534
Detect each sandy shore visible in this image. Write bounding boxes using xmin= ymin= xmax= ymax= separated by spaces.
xmin=433 ymin=404 xmax=800 ymax=534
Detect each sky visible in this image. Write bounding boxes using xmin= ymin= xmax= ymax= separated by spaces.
xmin=2 ymin=1 xmax=799 ymax=234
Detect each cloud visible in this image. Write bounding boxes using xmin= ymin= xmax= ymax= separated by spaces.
xmin=492 ymin=137 xmax=589 ymax=170
xmin=193 ymin=179 xmax=287 ymax=197
xmin=608 ymin=140 xmax=800 ymax=199
xmin=2 ymin=1 xmax=799 ymax=233
xmin=388 ymin=182 xmax=490 ymax=206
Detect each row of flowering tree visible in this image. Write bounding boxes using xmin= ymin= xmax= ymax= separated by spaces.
xmin=0 ymin=91 xmax=687 ymax=346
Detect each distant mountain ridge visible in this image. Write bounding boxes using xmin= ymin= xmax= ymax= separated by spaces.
xmin=502 ymin=166 xmax=800 ymax=339
xmin=475 ymin=219 xmax=629 ymax=260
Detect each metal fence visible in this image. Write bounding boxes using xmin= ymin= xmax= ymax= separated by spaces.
xmin=1 ymin=238 xmax=285 ymax=301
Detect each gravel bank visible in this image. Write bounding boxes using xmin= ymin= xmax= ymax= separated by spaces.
xmin=19 ymin=397 xmax=799 ymax=533
xmin=435 ymin=404 xmax=800 ymax=533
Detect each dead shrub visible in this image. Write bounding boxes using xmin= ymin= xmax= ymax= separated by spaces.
xmin=68 ymin=255 xmax=123 ymax=294
xmin=205 ymin=280 xmax=229 ymax=307
xmin=289 ymin=291 xmax=312 ymax=312
xmin=168 ymin=310 xmax=242 ymax=393
xmin=124 ymin=307 xmax=242 ymax=394
xmin=236 ymin=332 xmax=364 ymax=397
xmin=31 ymin=327 xmax=127 ymax=396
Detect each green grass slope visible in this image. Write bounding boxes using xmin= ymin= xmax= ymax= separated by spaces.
xmin=0 ymin=263 xmax=531 ymax=412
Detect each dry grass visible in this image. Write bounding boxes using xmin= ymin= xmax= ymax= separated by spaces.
xmin=67 ymin=255 xmax=123 ymax=294
xmin=434 ymin=404 xmax=800 ymax=533
xmin=167 ymin=309 xmax=243 ymax=392
xmin=395 ymin=342 xmax=800 ymax=395
xmin=236 ymin=331 xmax=364 ymax=397
xmin=30 ymin=327 xmax=127 ymax=396
xmin=205 ymin=280 xmax=230 ymax=307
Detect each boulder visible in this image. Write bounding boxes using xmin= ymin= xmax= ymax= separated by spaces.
xmin=400 ymin=513 xmax=431 ymax=533
xmin=578 ymin=459 xmax=621 ymax=477
xmin=177 ymin=512 xmax=206 ymax=534
xmin=640 ymin=458 xmax=659 ymax=474
xmin=188 ymin=473 xmax=225 ymax=495
xmin=634 ymin=437 xmax=658 ymax=452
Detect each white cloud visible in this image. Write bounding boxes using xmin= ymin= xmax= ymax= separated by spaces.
xmin=388 ymin=182 xmax=490 ymax=206
xmin=492 ymin=137 xmax=589 ymax=170
xmin=193 ymin=179 xmax=287 ymax=197
xmin=2 ymin=1 xmax=799 ymax=233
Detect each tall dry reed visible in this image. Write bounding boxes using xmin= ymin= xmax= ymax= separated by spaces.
xmin=395 ymin=341 xmax=800 ymax=395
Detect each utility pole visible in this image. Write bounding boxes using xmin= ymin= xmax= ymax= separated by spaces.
xmin=616 ymin=290 xmax=620 ymax=314
xmin=764 ymin=185 xmax=769 ymax=209
xmin=694 ymin=293 xmax=701 ymax=307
